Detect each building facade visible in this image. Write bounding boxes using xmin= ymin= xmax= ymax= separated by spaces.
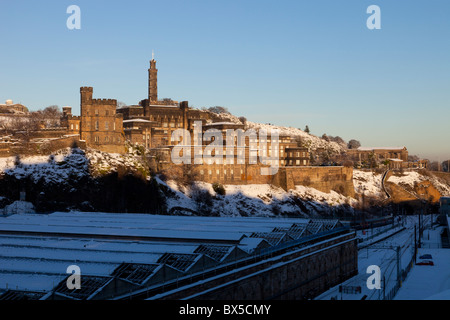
xmin=79 ymin=87 xmax=125 ymax=153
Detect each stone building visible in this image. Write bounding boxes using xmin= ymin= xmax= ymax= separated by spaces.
xmin=347 ymin=146 xmax=408 ymax=163
xmin=60 ymin=106 xmax=81 ymax=135
xmin=0 ymin=100 xmax=28 ymax=114
xmin=79 ymin=87 xmax=125 ymax=153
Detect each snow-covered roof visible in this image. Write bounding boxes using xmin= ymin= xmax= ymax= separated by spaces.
xmin=204 ymin=122 xmax=243 ymax=126
xmin=357 ymin=147 xmax=405 ymax=151
xmin=149 ymin=104 xmax=178 ymax=108
xmin=0 ymin=211 xmax=345 ymax=297
xmin=123 ymin=119 xmax=152 ymax=123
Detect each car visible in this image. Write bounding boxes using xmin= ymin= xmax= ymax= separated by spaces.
xmin=416 ymin=260 xmax=434 ymax=266
xmin=419 ymin=254 xmax=433 ymax=260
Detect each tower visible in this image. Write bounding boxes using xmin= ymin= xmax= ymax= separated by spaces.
xmin=148 ymin=56 xmax=158 ymax=102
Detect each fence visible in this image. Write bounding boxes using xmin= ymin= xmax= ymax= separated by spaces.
xmin=383 ymin=254 xmax=415 ymax=300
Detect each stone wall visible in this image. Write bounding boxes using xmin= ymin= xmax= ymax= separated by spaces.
xmin=273 ymin=166 xmax=355 ymax=197
xmin=157 ymin=232 xmax=357 ymax=300
xmin=161 ymin=163 xmax=355 ymax=197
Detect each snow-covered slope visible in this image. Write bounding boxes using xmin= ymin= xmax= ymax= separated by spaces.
xmin=1 ymin=146 xmax=449 ymax=217
xmin=388 ymin=171 xmax=450 ymax=197
xmin=246 ymin=121 xmax=343 ymax=154
xmin=206 ymin=111 xmax=345 ymax=154
xmin=0 ymin=147 xmax=149 ymax=182
xmin=159 ymin=178 xmax=356 ymax=218
xmin=353 ymin=170 xmax=384 ymax=198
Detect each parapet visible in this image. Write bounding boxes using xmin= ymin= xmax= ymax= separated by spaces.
xmin=80 ymin=87 xmax=93 ymax=92
xmin=92 ymin=98 xmax=117 ymax=105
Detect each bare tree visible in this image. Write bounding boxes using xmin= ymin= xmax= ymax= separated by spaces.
xmin=208 ymin=106 xmax=229 ymax=114
xmin=238 ymin=116 xmax=247 ymax=125
xmin=40 ymin=105 xmax=62 ymax=128
xmin=304 ymin=125 xmax=310 ymax=134
xmin=347 ymin=139 xmax=361 ymax=150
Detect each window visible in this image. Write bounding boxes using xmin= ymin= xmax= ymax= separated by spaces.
xmin=208 ymin=169 xmax=212 ymax=175
xmin=200 ymin=170 xmax=204 ymax=175
xmin=95 ymin=109 xmax=99 ymax=115
xmin=216 ymin=169 xmax=220 ymax=175
xmin=105 ymin=122 xmax=109 ymax=130
xmin=95 ymin=121 xmax=99 ymax=131
xmin=94 ymin=136 xmax=99 ymax=142
xmin=105 ymin=136 xmax=109 ymax=142
xmin=105 ymin=110 xmax=109 ymax=116
xmin=296 ymin=160 xmax=300 ymax=165
xmin=70 ymin=124 xmax=74 ymax=130
xmin=76 ymin=124 xmax=79 ymax=130
xmin=163 ymin=122 xmax=168 ymax=127
xmin=170 ymin=122 xmax=175 ymax=128
xmin=303 ymin=159 xmax=307 ymax=165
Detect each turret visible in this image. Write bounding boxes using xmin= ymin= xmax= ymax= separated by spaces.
xmin=148 ymin=58 xmax=158 ymax=102
xmin=80 ymin=87 xmax=93 ymax=103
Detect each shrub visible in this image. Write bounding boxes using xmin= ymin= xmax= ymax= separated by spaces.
xmin=212 ymin=182 xmax=226 ymax=196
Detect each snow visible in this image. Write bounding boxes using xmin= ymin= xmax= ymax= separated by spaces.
xmin=0 ymin=211 xmax=311 ymax=242
xmin=387 ymin=171 xmax=424 ymax=189
xmin=204 ymin=122 xmax=241 ymax=126
xmin=123 ymin=119 xmax=152 ymax=123
xmin=293 ymin=185 xmax=356 ymax=207
xmin=357 ymin=147 xmax=405 ymax=151
xmin=2 ymin=201 xmax=35 ymax=215
xmin=387 ymin=171 xmax=450 ymax=196
xmin=395 ymin=248 xmax=450 ymax=300
xmin=316 ymin=215 xmax=450 ymax=300
xmin=207 ymin=110 xmax=345 ymax=154
xmin=353 ymin=170 xmax=384 ymax=198
xmin=246 ymin=121 xmax=343 ymax=153
xmin=0 ymin=211 xmax=331 ymax=293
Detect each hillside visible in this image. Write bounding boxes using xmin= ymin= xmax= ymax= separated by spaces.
xmin=204 ymin=110 xmax=345 ymax=154
xmin=1 ymin=144 xmax=448 ymax=218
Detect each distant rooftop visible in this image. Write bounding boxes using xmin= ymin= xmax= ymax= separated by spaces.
xmin=357 ymin=147 xmax=406 ymax=151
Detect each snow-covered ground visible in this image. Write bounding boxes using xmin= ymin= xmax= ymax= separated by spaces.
xmin=353 ymin=170 xmax=383 ymax=198
xmin=208 ymin=111 xmax=345 ymax=154
xmin=388 ymin=171 xmax=450 ymax=197
xmin=394 ymin=247 xmax=450 ymax=300
xmin=316 ymin=215 xmax=450 ymax=300
xmin=0 ymin=148 xmax=448 ymax=219
xmin=246 ymin=121 xmax=343 ymax=154
xmin=161 ymin=178 xmax=356 ymax=218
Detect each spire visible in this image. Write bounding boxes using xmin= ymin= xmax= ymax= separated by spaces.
xmin=152 ymin=50 xmax=155 ymax=61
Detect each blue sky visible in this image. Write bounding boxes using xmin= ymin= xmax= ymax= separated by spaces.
xmin=1 ymin=0 xmax=449 ymax=160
